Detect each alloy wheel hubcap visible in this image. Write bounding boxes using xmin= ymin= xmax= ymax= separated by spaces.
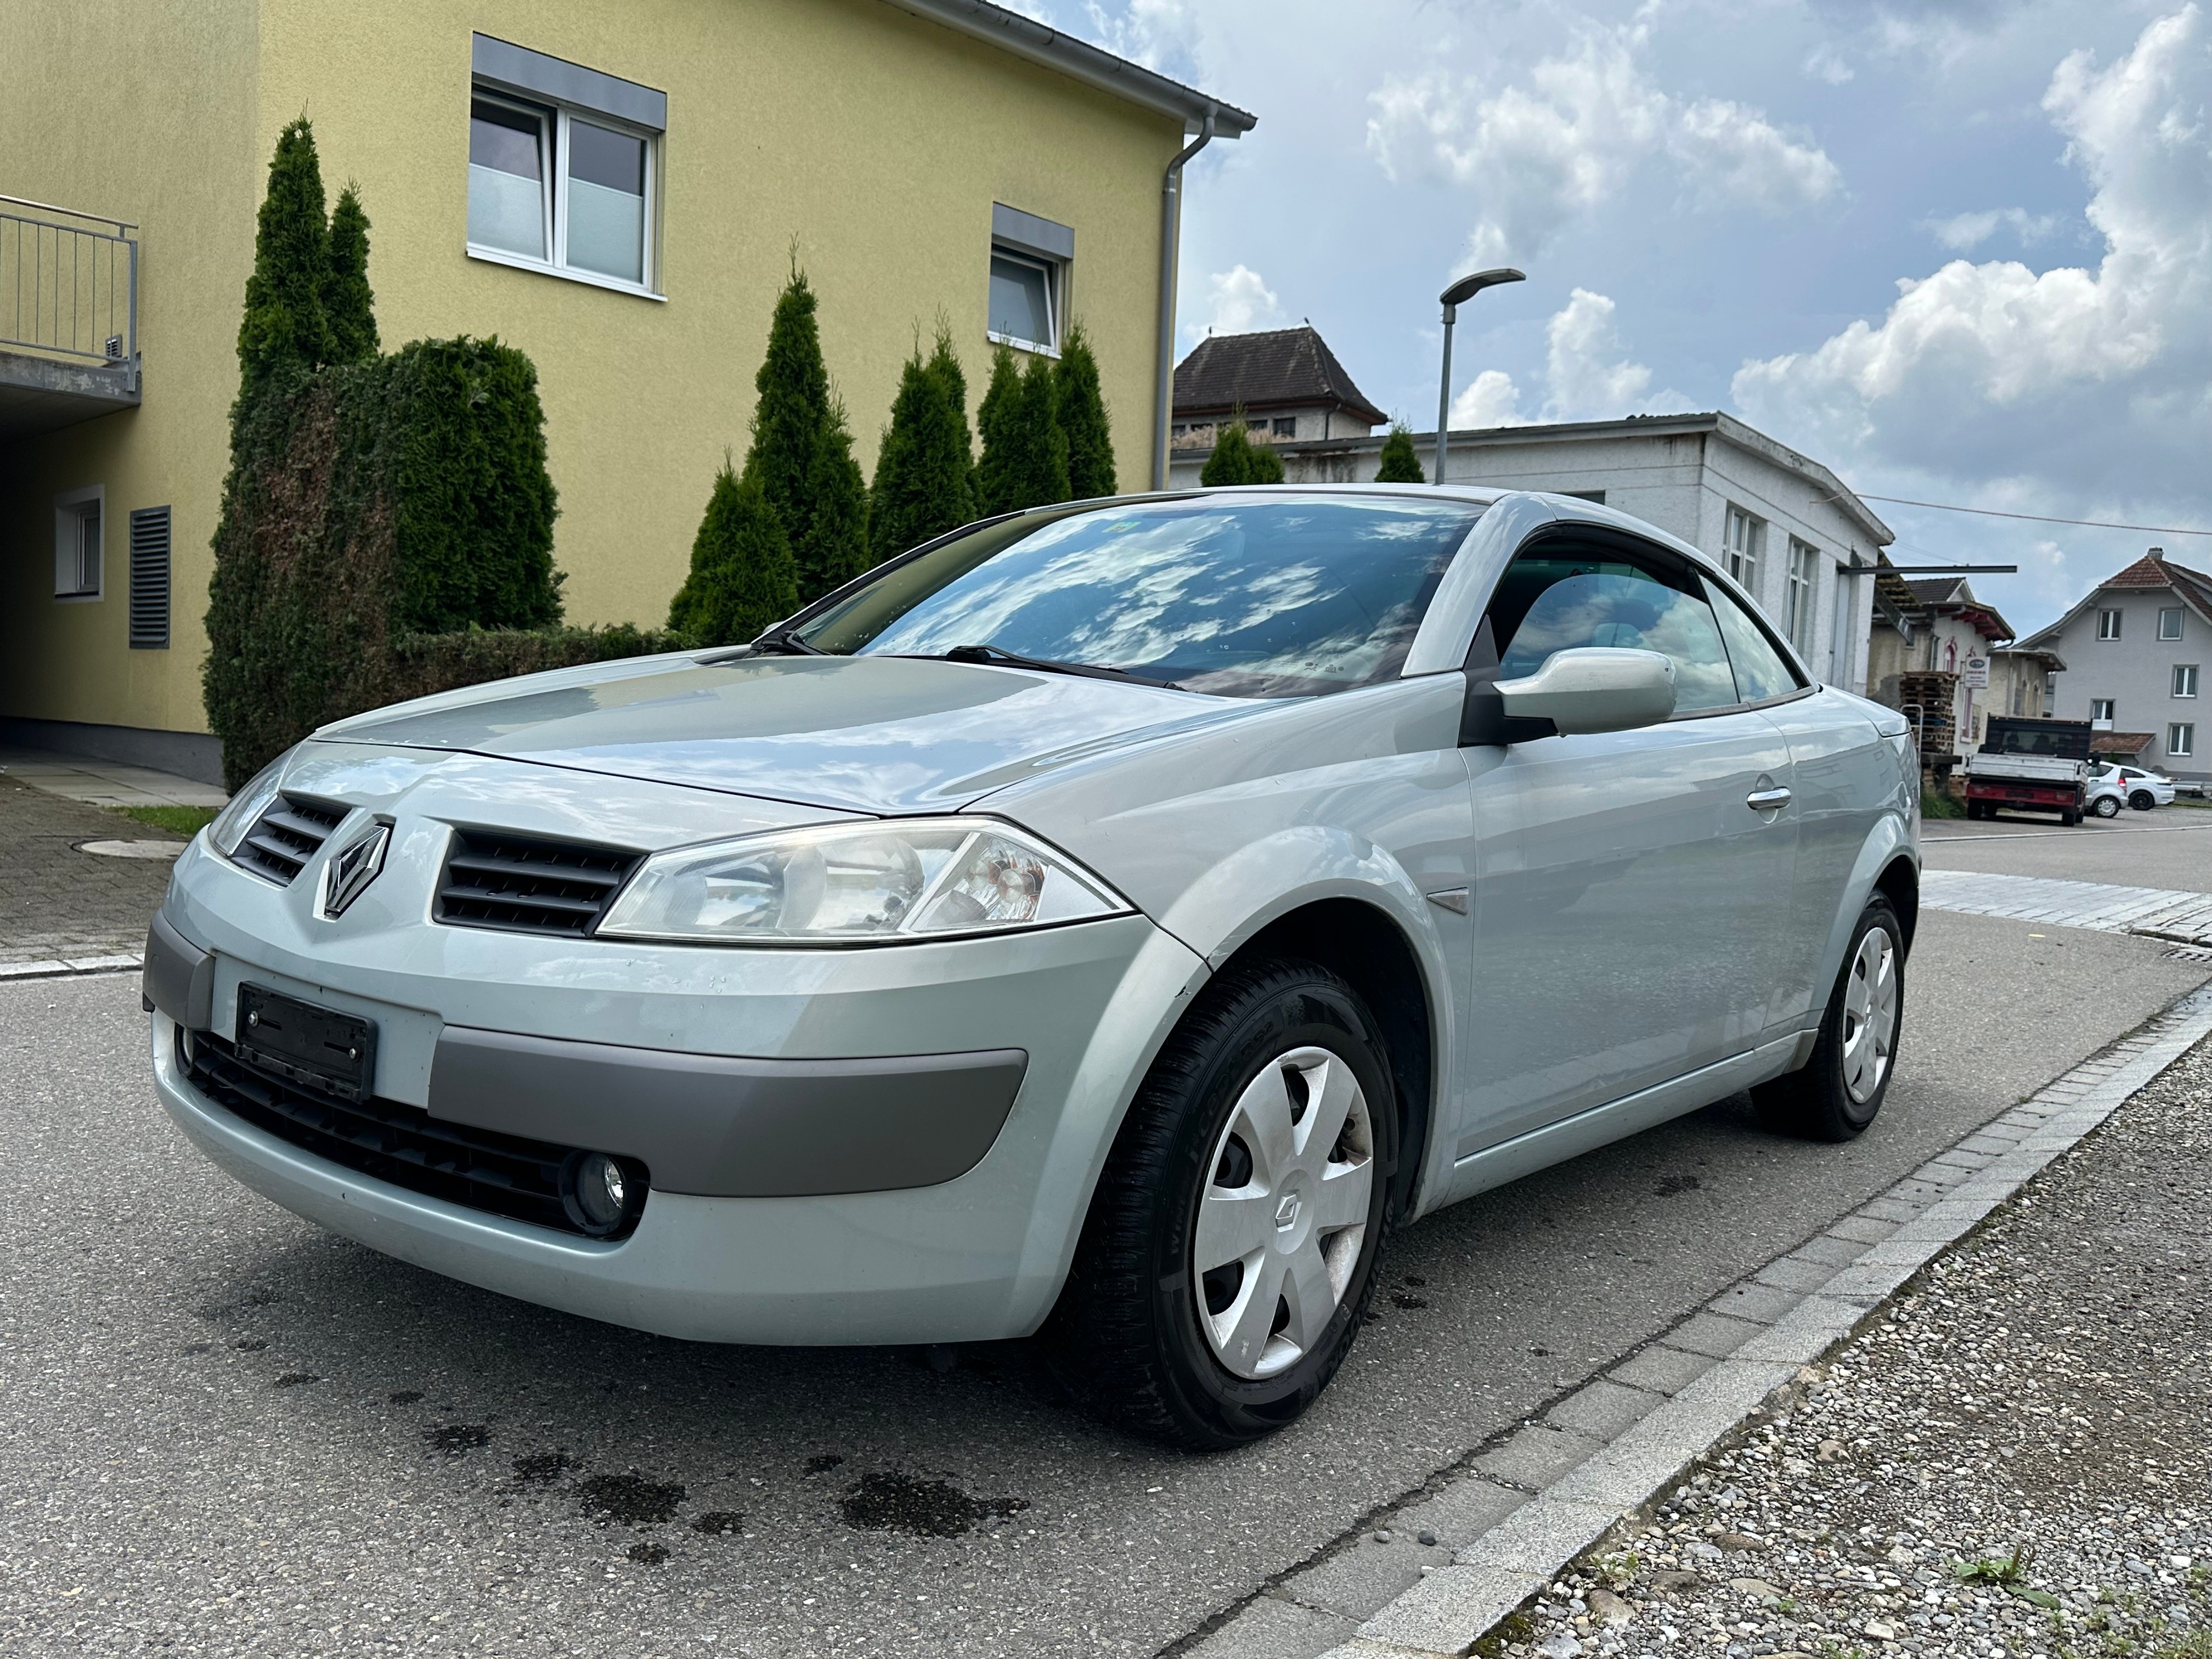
xmin=1193 ymin=1046 xmax=1375 ymax=1380
xmin=1839 ymin=927 xmax=1898 ymax=1105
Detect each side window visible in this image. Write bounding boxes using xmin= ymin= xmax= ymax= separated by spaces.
xmin=1706 ymin=578 xmax=1805 ymax=702
xmin=1487 ymin=545 xmax=1740 ymax=713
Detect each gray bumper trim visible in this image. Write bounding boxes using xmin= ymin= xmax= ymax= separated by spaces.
xmin=142 ymin=909 xmax=215 ymax=1030
xmin=427 ymin=1027 xmax=1028 ymax=1198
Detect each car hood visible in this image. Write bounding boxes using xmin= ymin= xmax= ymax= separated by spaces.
xmin=317 ymin=652 xmax=1259 ymax=815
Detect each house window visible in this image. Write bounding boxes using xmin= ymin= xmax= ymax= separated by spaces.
xmin=986 ymin=204 xmax=1073 ymax=356
xmin=2176 ymin=664 xmax=2200 ymax=698
xmin=2097 ymin=608 xmax=2122 ymax=640
xmin=128 ymin=505 xmax=171 ymax=649
xmin=54 ymin=487 xmax=102 ymax=600
xmin=2169 ymin=723 xmax=2196 ymax=758
xmin=1270 ymin=417 xmax=1298 ymax=438
xmin=2090 ymin=698 xmax=2115 ymax=723
xmin=2160 ymin=607 xmax=2185 ymax=641
xmin=467 ymin=35 xmax=664 ymax=296
xmin=1724 ymin=505 xmax=1764 ymax=594
xmin=1785 ymin=537 xmax=1819 ymax=652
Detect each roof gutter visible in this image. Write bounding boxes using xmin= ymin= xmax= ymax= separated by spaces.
xmin=1154 ymin=109 xmax=1215 ymax=490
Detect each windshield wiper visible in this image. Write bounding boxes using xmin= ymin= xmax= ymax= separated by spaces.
xmin=921 ymin=643 xmax=1182 ymax=690
xmin=750 ymin=625 xmax=825 ymax=656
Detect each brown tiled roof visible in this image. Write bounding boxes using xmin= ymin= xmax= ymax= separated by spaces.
xmin=2092 ymin=731 xmax=2156 ymax=758
xmin=2101 ymin=550 xmax=2212 ymax=615
xmin=1172 ymin=326 xmax=1387 ymax=427
xmin=1903 ymin=577 xmax=1965 ymax=605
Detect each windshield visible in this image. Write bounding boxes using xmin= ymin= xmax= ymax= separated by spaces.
xmin=793 ymin=495 xmax=1486 ymax=698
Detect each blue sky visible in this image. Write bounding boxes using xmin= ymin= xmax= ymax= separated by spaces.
xmin=1019 ymin=0 xmax=2212 ymax=635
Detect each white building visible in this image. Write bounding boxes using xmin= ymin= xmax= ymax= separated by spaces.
xmin=1169 ymin=410 xmax=1892 ymax=694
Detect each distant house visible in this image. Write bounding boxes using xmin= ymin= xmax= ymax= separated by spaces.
xmin=2018 ymin=548 xmax=2210 ymax=781
xmin=1171 ymin=405 xmax=1891 ymax=695
xmin=1866 ymin=571 xmax=2058 ymax=760
xmin=1170 ymin=325 xmax=1386 ymax=450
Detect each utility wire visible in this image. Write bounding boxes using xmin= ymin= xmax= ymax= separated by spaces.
xmin=1842 ymin=493 xmax=2212 ymax=538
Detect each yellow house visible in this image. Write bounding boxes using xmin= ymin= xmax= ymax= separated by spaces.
xmin=0 ymin=0 xmax=1251 ymax=782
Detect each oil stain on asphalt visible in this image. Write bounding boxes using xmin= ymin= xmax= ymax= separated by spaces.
xmin=839 ymin=1471 xmax=1028 ymax=1537
xmin=573 ymin=1474 xmax=686 ymax=1526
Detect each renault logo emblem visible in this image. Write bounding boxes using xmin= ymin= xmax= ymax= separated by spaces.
xmin=1274 ymin=1194 xmax=1301 ymax=1230
xmin=319 ymin=823 xmax=391 ymax=919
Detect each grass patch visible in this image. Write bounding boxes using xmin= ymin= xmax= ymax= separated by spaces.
xmin=106 ymin=804 xmax=219 ymax=838
xmin=1921 ymin=786 xmax=1966 ymax=820
xmin=1955 ymin=1544 xmax=2034 ymax=1587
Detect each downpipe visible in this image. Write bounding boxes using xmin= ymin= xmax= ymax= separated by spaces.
xmin=1153 ymin=110 xmax=1216 ymax=491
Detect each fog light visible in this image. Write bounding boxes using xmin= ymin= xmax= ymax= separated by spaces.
xmin=561 ymin=1150 xmax=641 ymax=1237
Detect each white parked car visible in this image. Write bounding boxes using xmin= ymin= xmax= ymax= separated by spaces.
xmin=2086 ymin=763 xmax=2177 ymax=816
xmin=146 ymin=487 xmax=1920 ymax=1446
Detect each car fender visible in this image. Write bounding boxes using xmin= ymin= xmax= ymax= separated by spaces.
xmin=1811 ymin=809 xmax=1920 ymax=1011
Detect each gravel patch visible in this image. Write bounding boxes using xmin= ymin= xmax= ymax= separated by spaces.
xmin=1488 ymin=1034 xmax=2212 ymax=1659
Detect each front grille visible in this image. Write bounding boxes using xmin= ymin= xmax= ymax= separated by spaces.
xmin=435 ymin=828 xmax=642 ymax=938
xmin=234 ymin=795 xmax=348 ymax=885
xmin=180 ymin=1030 xmax=645 ymax=1240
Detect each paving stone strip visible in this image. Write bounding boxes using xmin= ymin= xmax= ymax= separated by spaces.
xmin=1168 ymin=983 xmax=2212 ymax=1659
xmin=0 ymin=774 xmax=172 ymax=975
xmin=1921 ymin=869 xmax=2212 ymax=948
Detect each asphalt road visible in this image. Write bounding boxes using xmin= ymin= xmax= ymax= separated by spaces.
xmin=5 ymin=827 xmax=2208 ymax=1658
xmin=1922 ymin=801 xmax=2212 ymax=890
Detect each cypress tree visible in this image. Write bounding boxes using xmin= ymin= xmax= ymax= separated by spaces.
xmin=1250 ymin=441 xmax=1286 ymax=484
xmin=323 ymin=184 xmax=380 ymax=365
xmin=1015 ymin=352 xmax=1070 ymax=507
xmin=1373 ymin=422 xmax=1425 ymax=483
xmin=870 ymin=330 xmax=976 ymax=563
xmin=741 ymin=263 xmax=869 ymax=603
xmin=1055 ymin=320 xmax=1116 ymax=500
xmin=667 ymin=461 xmax=800 ymax=646
xmin=235 ymin=117 xmax=335 ymax=413
xmin=973 ymin=346 xmax=1024 ymax=516
xmin=1200 ymin=419 xmax=1259 ymax=486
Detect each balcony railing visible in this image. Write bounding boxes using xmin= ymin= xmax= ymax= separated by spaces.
xmin=1 ymin=193 xmax=138 ymax=388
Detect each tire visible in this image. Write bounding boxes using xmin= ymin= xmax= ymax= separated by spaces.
xmin=1752 ymin=896 xmax=1904 ymax=1143
xmin=1965 ymin=802 xmax=1987 ymax=820
xmin=1045 ymin=958 xmax=1398 ymax=1448
xmin=2131 ymin=791 xmax=2155 ymax=812
xmin=2062 ymin=809 xmax=2081 ymax=826
xmin=2092 ymin=794 xmax=2122 ymax=819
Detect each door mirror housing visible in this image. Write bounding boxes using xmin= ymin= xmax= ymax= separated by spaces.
xmin=1495 ymin=647 xmax=1677 ymax=736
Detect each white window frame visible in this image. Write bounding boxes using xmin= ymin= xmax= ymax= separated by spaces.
xmin=2090 ymin=698 xmax=2116 ymax=723
xmin=1723 ymin=505 xmax=1764 ymax=597
xmin=2175 ymin=664 xmax=2200 ymax=699
xmin=2168 ymin=722 xmax=2196 ymax=759
xmin=2159 ymin=607 xmax=2185 ymax=641
xmin=985 ymin=244 xmax=1062 ymax=357
xmin=467 ymin=87 xmax=663 ymax=301
xmin=54 ymin=484 xmax=103 ymax=602
xmin=2096 ymin=608 xmax=2122 ymax=640
xmin=1784 ymin=537 xmax=1819 ymax=653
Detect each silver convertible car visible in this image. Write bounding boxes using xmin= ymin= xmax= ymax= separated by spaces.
xmin=146 ymin=486 xmax=1917 ymax=1447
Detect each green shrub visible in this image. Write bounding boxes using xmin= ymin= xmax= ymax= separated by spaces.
xmin=667 ymin=462 xmax=800 ymax=646
xmin=1056 ymin=320 xmax=1116 ymax=500
xmin=975 ymin=347 xmax=1068 ymax=513
xmin=374 ymin=624 xmax=691 ymax=708
xmin=744 ymin=264 xmax=869 ymax=601
xmin=234 ymin=117 xmax=335 ymax=419
xmin=1374 ymin=422 xmax=1425 ymax=483
xmin=870 ymin=325 xmax=976 ymax=562
xmin=1200 ymin=418 xmax=1283 ymax=486
xmin=204 ymin=337 xmax=562 ymax=787
xmin=323 ymin=184 xmax=379 ymax=365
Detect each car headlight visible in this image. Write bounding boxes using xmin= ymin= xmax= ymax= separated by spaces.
xmin=207 ymin=752 xmax=293 ymax=861
xmin=595 ymin=817 xmax=1132 ymax=945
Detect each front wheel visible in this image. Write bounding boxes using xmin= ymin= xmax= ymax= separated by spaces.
xmin=2092 ymin=794 xmax=2122 ymax=818
xmin=1045 ymin=959 xmax=1396 ymax=1448
xmin=1752 ymin=896 xmax=1904 ymax=1142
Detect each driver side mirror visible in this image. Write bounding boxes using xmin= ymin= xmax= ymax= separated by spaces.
xmin=1494 ymin=647 xmax=1677 ymax=737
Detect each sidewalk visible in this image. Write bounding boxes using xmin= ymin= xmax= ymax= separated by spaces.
xmin=0 ymin=771 xmax=187 ymax=975
xmin=0 ymin=743 xmax=228 ymax=812
xmin=1496 ymin=1035 xmax=2212 ymax=1659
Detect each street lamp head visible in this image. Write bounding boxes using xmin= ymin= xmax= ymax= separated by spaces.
xmin=1440 ymin=268 xmax=1525 ymax=308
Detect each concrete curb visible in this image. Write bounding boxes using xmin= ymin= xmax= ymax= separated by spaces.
xmin=0 ymin=952 xmax=144 ymax=982
xmin=1174 ymin=981 xmax=2212 ymax=1659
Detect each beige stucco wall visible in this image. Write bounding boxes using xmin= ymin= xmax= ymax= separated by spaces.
xmin=0 ymin=0 xmax=261 ymax=738
xmin=4 ymin=0 xmax=1185 ymax=740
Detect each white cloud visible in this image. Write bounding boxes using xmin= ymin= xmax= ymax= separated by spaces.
xmin=1083 ymin=0 xmax=1195 ymax=70
xmin=1366 ymin=24 xmax=1841 ymax=267
xmin=1732 ymin=6 xmax=2211 ymax=506
xmin=1927 ymin=206 xmax=2064 ymax=249
xmin=1804 ymin=43 xmax=1855 ymax=84
xmin=1184 ymin=264 xmax=1287 ymax=345
xmin=1452 ymin=368 xmax=1526 ymax=427
xmin=1541 ymin=289 xmax=1695 ymax=421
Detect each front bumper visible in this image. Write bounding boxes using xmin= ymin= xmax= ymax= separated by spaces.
xmin=151 ymin=809 xmax=1209 ymax=1344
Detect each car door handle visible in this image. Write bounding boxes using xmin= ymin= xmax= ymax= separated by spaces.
xmin=1746 ymin=787 xmax=1793 ymax=811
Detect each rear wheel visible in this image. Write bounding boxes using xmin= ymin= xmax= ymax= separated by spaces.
xmin=2062 ymin=809 xmax=2082 ymax=826
xmin=1045 ymin=958 xmax=1396 ymax=1448
xmin=1753 ymin=896 xmax=1903 ymax=1142
xmin=2131 ymin=791 xmax=2156 ymax=812
xmin=2092 ymin=794 xmax=2122 ymax=819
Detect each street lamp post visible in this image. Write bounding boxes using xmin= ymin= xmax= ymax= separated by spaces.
xmin=1434 ymin=268 xmax=1525 ymax=487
